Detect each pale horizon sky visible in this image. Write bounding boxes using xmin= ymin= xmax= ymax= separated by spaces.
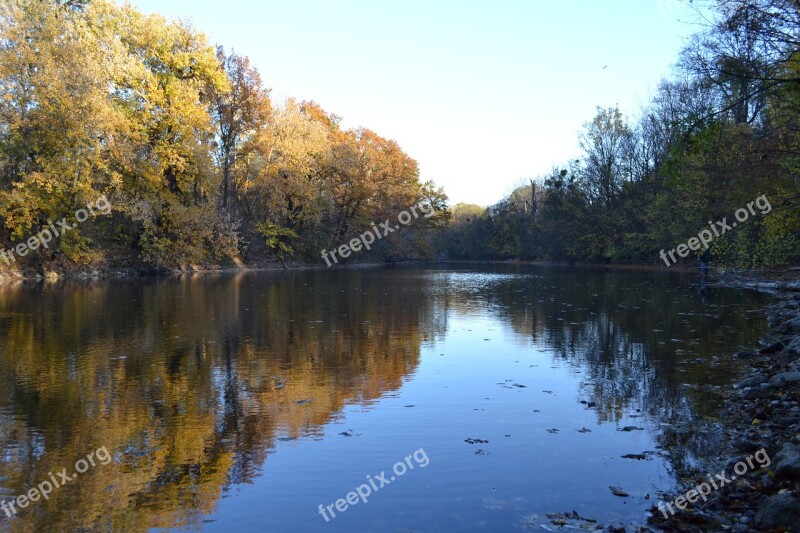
xmin=131 ymin=0 xmax=702 ymax=206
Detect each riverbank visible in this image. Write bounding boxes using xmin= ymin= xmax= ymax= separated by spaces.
xmin=645 ymin=272 xmax=800 ymax=532
xmin=0 ymin=256 xmax=424 ymax=285
xmin=0 ymin=260 xmax=323 ymax=285
xmin=0 ymin=257 xmax=766 ymax=286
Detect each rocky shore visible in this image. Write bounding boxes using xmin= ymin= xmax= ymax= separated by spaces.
xmin=647 ymin=277 xmax=800 ymax=532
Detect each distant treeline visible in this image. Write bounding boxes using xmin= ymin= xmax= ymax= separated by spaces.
xmin=437 ymin=0 xmax=800 ymax=268
xmin=0 ymin=0 xmax=447 ymax=271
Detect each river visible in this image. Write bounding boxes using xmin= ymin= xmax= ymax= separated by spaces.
xmin=0 ymin=264 xmax=768 ymax=531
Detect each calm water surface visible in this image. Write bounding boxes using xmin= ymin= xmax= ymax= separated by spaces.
xmin=0 ymin=265 xmax=767 ymax=532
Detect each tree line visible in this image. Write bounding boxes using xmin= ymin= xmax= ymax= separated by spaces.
xmin=3 ymin=0 xmax=798 ymax=272
xmin=438 ymin=0 xmax=800 ymax=269
xmin=0 ymin=0 xmax=447 ymax=271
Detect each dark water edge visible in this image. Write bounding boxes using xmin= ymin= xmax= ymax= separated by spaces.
xmin=0 ymin=264 xmax=783 ymax=532
xmin=647 ymin=283 xmax=800 ymax=533
xmin=0 ymin=258 xmax=758 ymax=288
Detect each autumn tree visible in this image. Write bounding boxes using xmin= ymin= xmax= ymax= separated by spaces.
xmin=0 ymin=0 xmax=447 ymax=270
xmin=211 ymin=48 xmax=271 ymax=211
xmin=0 ymin=0 xmax=122 ymax=262
xmin=579 ymin=107 xmax=634 ymax=207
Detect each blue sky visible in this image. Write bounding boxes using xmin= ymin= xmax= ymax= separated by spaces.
xmin=131 ymin=0 xmax=700 ymax=206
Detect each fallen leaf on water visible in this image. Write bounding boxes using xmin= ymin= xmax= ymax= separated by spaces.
xmin=609 ymin=486 xmax=629 ymax=497
xmin=621 ymin=453 xmax=648 ymax=460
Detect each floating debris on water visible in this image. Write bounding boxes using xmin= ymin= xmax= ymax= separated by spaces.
xmin=609 ymin=486 xmax=629 ymax=497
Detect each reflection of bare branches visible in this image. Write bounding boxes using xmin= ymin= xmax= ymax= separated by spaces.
xmin=431 ymin=268 xmax=765 ymax=477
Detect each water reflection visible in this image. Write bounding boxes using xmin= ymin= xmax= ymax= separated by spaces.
xmin=0 ymin=266 xmax=766 ymax=531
